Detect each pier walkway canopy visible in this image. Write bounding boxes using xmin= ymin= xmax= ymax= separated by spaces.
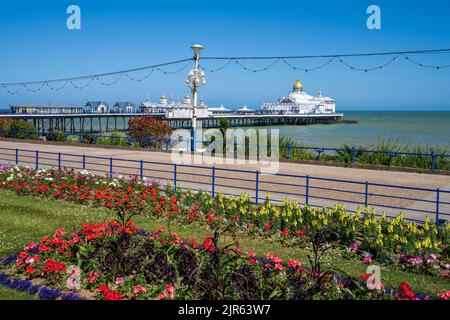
xmin=10 ymin=104 xmax=84 ymax=115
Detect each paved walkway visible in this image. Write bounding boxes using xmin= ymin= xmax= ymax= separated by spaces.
xmin=0 ymin=140 xmax=449 ymax=222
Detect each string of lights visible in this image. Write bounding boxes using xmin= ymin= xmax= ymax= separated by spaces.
xmin=1 ymin=49 xmax=449 ymax=94
xmin=281 ymin=57 xmax=336 ymax=72
xmin=0 ymin=58 xmax=193 ymax=95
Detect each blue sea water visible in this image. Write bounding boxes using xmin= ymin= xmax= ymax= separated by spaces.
xmin=274 ymin=111 xmax=450 ymax=149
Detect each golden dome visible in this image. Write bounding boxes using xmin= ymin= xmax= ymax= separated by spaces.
xmin=160 ymin=95 xmax=166 ymax=99
xmin=293 ymin=79 xmax=303 ymax=91
xmin=184 ymin=93 xmax=191 ymax=99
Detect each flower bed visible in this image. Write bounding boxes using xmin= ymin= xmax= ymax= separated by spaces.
xmin=2 ymin=220 xmax=446 ymax=300
xmin=0 ymin=165 xmax=449 ymax=278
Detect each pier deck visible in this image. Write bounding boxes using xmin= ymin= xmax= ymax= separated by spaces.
xmin=0 ymin=112 xmax=344 ymax=133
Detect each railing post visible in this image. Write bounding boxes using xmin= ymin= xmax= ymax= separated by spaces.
xmin=109 ymin=157 xmax=113 ymax=178
xmin=431 ymin=151 xmax=436 ymax=172
xmin=364 ymin=181 xmax=369 ymax=207
xmin=287 ymin=145 xmax=291 ymax=160
xmin=57 ymin=152 xmax=61 ymax=171
xmin=15 ymin=148 xmax=19 ymax=165
xmin=351 ymin=147 xmax=356 ymax=165
xmin=435 ymin=188 xmax=440 ymax=225
xmin=140 ymin=160 xmax=144 ymax=180
xmin=82 ymin=155 xmax=86 ymax=170
xmin=173 ymin=163 xmax=177 ymax=187
xmin=305 ymin=175 xmax=310 ymax=206
xmin=35 ymin=150 xmax=39 ymax=169
xmin=255 ymin=170 xmax=260 ymax=204
xmin=212 ymin=166 xmax=216 ymax=198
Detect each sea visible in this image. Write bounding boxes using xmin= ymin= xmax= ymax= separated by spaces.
xmin=274 ymin=111 xmax=450 ymax=149
xmin=1 ymin=109 xmax=449 ymax=149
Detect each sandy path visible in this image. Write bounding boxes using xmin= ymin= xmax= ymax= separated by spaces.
xmin=0 ymin=140 xmax=449 ymax=223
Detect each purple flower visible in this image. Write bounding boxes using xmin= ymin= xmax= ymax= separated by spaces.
xmin=62 ymin=291 xmax=86 ymax=300
xmin=39 ymin=287 xmax=62 ymax=300
xmin=2 ymin=254 xmax=18 ymax=266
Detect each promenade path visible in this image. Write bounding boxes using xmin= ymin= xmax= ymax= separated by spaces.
xmin=0 ymin=140 xmax=449 ymax=223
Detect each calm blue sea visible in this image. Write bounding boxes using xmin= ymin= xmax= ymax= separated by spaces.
xmin=275 ymin=111 xmax=450 ymax=149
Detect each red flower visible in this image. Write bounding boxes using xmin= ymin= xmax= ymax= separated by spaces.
xmin=296 ymin=230 xmax=305 ymax=237
xmin=25 ymin=265 xmax=36 ymax=274
xmin=202 ymin=237 xmax=215 ymax=252
xmin=439 ymin=290 xmax=450 ymax=300
xmin=264 ymin=223 xmax=271 ymax=231
xmin=104 ymin=291 xmax=122 ymax=300
xmin=98 ymin=284 xmax=109 ymax=293
xmin=281 ymin=230 xmax=289 ymax=237
xmin=399 ymin=282 xmax=415 ymax=299
xmin=43 ymin=260 xmax=67 ymax=273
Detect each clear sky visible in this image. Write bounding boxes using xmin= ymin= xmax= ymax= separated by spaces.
xmin=0 ymin=0 xmax=449 ymax=110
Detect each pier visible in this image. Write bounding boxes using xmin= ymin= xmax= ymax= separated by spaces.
xmin=0 ymin=112 xmax=344 ymax=133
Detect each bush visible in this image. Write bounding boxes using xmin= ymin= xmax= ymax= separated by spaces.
xmin=96 ymin=134 xmax=111 ymax=146
xmin=65 ymin=135 xmax=81 ymax=144
xmin=46 ymin=131 xmax=66 ymax=142
xmin=128 ymin=116 xmax=173 ymax=149
xmin=0 ymin=118 xmax=11 ymax=133
xmin=81 ymin=134 xmax=94 ymax=144
xmin=6 ymin=120 xmax=38 ymax=139
xmin=109 ymin=131 xmax=128 ymax=147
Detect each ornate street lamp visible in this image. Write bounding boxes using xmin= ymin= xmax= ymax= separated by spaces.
xmin=186 ymin=44 xmax=206 ymax=151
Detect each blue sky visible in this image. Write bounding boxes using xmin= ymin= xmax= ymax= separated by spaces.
xmin=0 ymin=0 xmax=449 ymax=110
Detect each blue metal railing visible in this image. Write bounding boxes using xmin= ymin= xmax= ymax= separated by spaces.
xmin=1 ymin=129 xmax=450 ymax=171
xmin=0 ymin=146 xmax=448 ymax=225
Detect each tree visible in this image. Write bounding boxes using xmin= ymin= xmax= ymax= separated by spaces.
xmin=0 ymin=118 xmax=11 ymax=134
xmin=127 ymin=116 xmax=173 ymax=149
xmin=218 ymin=118 xmax=229 ymax=157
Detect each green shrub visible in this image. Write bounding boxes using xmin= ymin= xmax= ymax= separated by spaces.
xmin=46 ymin=131 xmax=66 ymax=142
xmin=96 ymin=135 xmax=111 ymax=146
xmin=65 ymin=135 xmax=81 ymax=144
xmin=6 ymin=120 xmax=37 ymax=139
xmin=109 ymin=131 xmax=128 ymax=146
xmin=279 ymin=136 xmax=314 ymax=160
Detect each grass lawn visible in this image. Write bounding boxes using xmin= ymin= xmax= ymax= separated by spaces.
xmin=0 ymin=190 xmax=449 ymax=299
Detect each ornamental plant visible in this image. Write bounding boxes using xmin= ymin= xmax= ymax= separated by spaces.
xmin=4 ymin=221 xmax=436 ymax=300
xmin=127 ymin=116 xmax=173 ymax=148
xmin=0 ymin=165 xmax=449 ymax=278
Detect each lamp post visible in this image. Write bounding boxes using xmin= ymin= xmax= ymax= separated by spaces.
xmin=186 ymin=44 xmax=206 ymax=152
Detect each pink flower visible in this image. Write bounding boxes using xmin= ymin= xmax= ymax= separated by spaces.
xmin=54 ymin=228 xmax=66 ymax=238
xmin=247 ymin=251 xmax=256 ymax=257
xmin=348 ymin=243 xmax=358 ymax=252
xmin=134 ymin=285 xmax=147 ymax=295
xmin=24 ymin=242 xmax=37 ymax=251
xmin=274 ymin=263 xmax=285 ymax=271
xmin=89 ymin=271 xmax=99 ymax=284
xmin=363 ymin=257 xmax=372 ymax=264
xmin=158 ymin=292 xmax=167 ymax=300
xmin=287 ymin=259 xmax=302 ymax=269
xmin=25 ymin=256 xmax=35 ymax=264
xmin=115 ymin=277 xmax=124 ymax=285
xmin=165 ymin=284 xmax=175 ymax=299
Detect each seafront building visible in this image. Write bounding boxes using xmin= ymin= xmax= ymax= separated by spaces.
xmin=261 ymin=79 xmax=336 ymax=114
